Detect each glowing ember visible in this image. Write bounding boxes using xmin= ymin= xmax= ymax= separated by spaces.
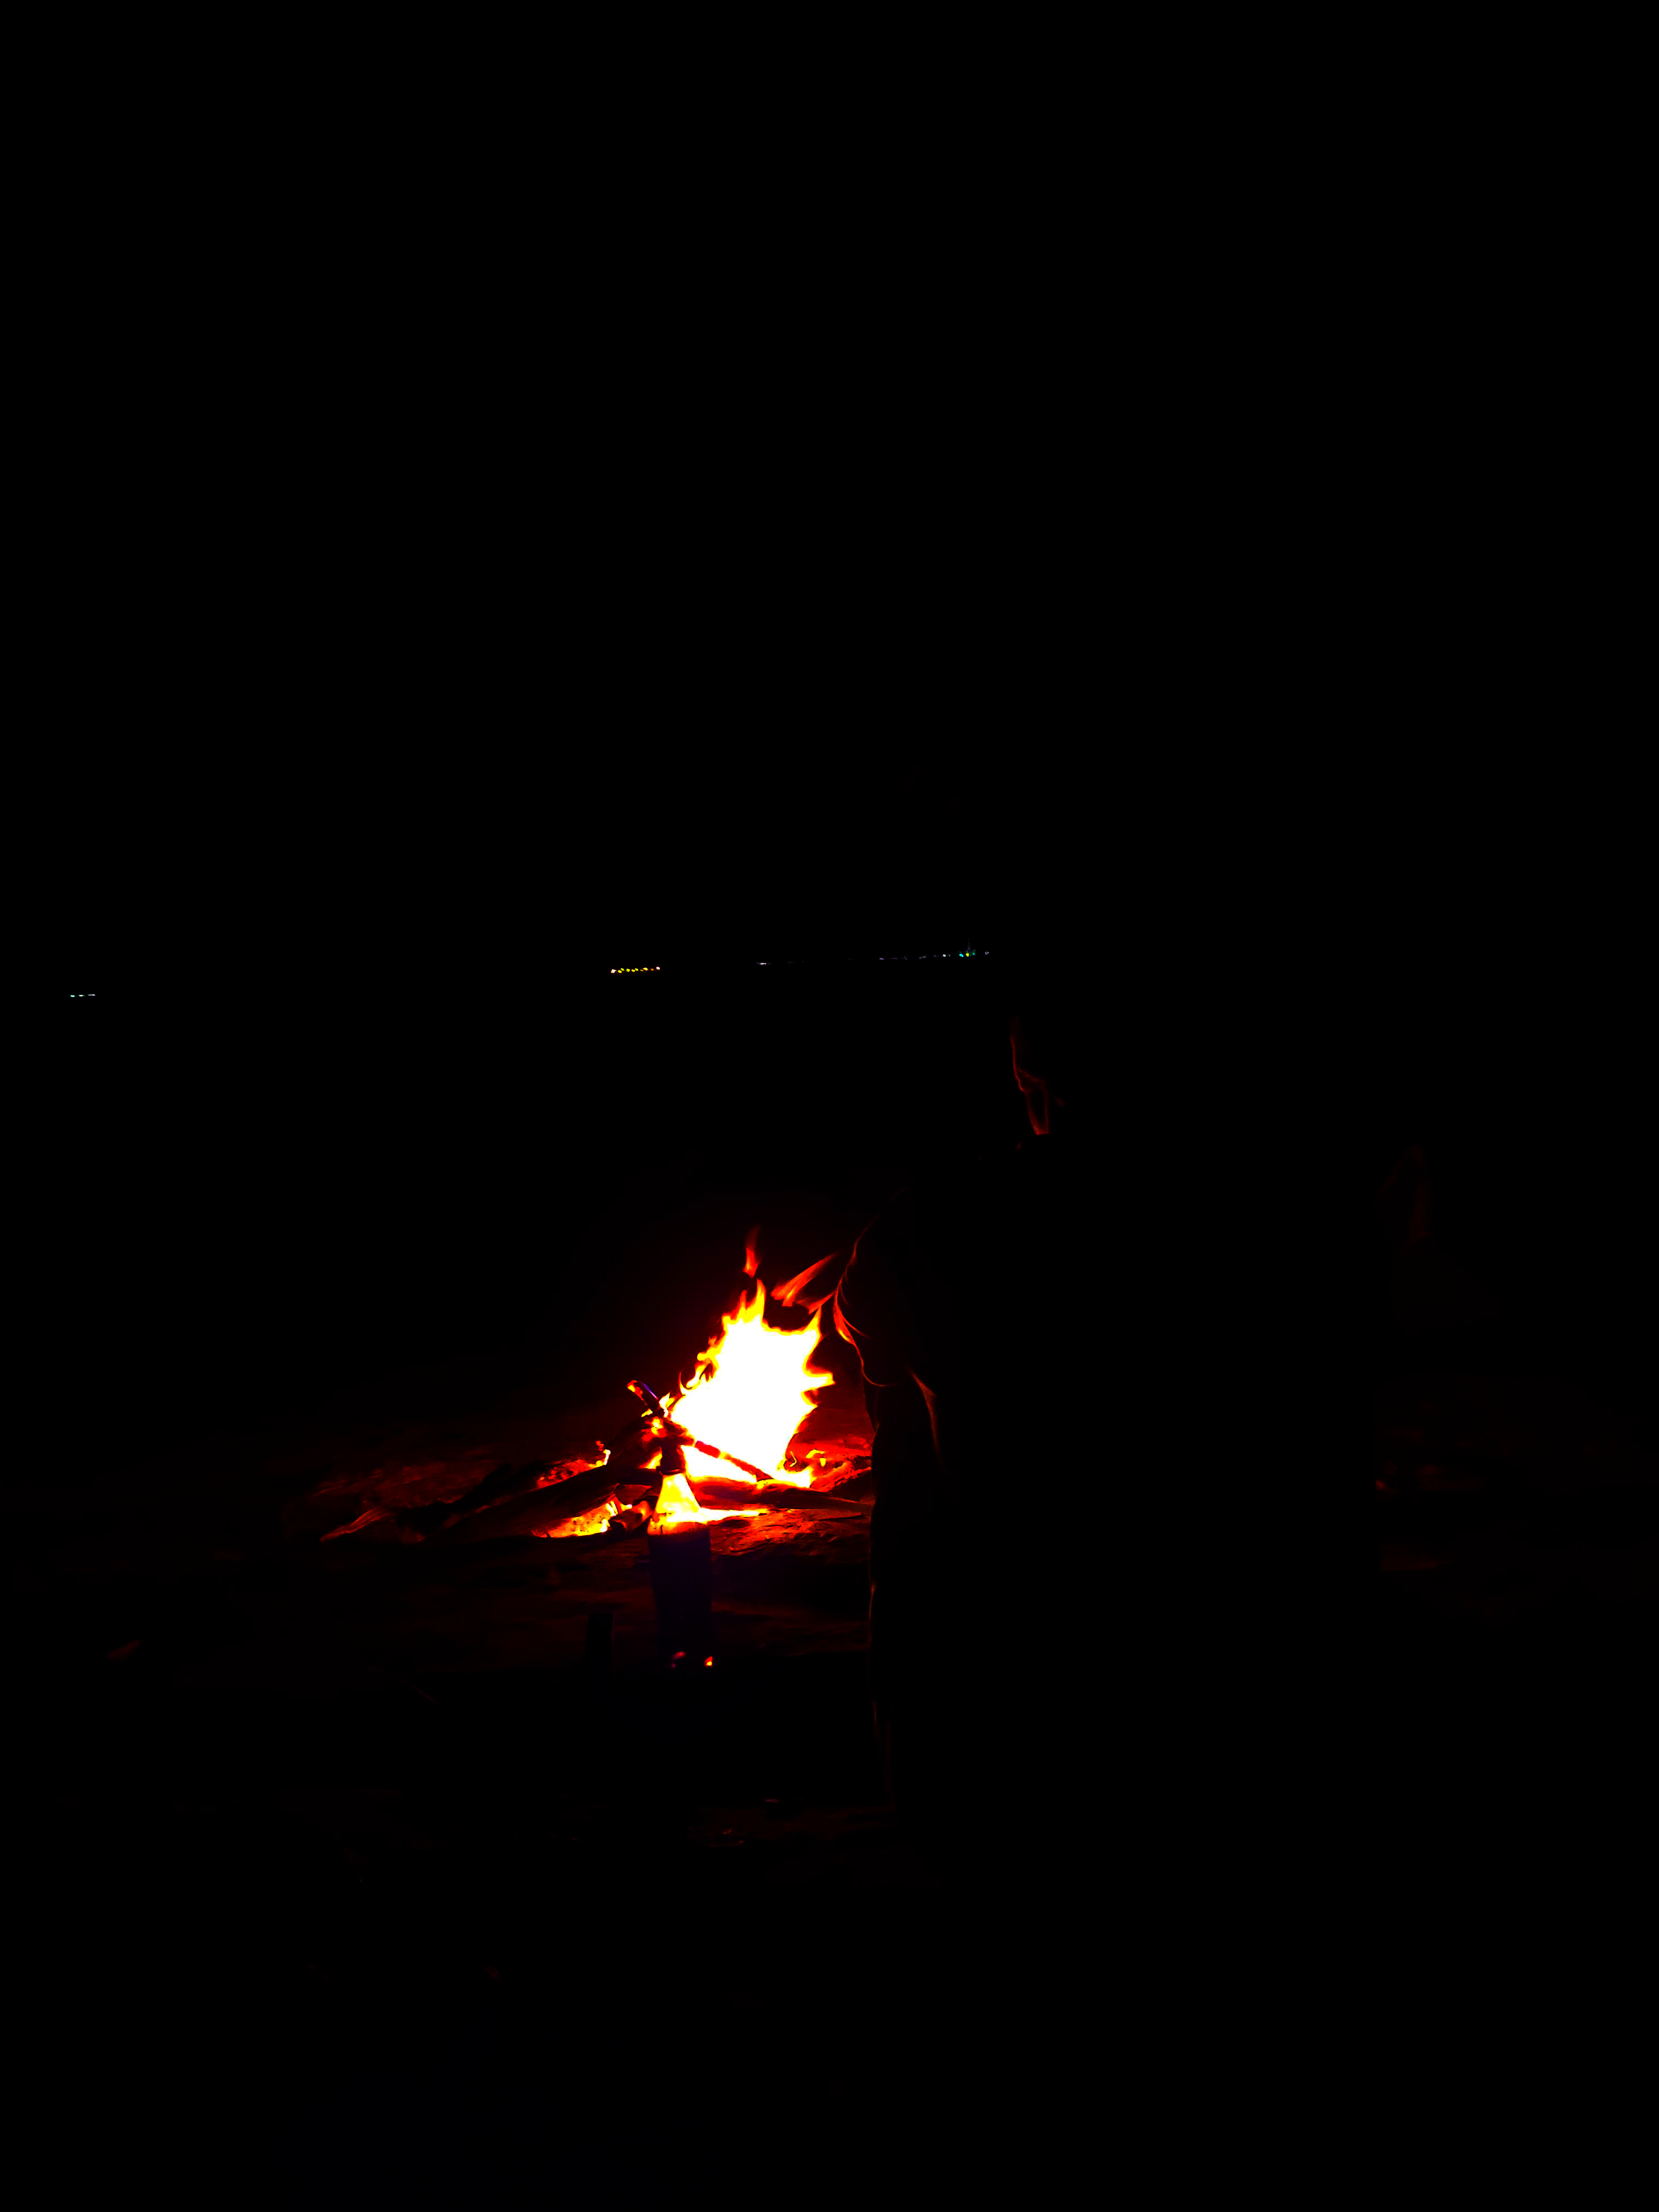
xmin=540 ymin=1495 xmax=623 ymax=1539
xmin=662 ymin=1274 xmax=832 ymax=1488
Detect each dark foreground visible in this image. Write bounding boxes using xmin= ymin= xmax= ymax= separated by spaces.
xmin=12 ymin=1339 xmax=1028 ymax=2206
xmin=10 ymin=1323 xmax=1656 ymax=2203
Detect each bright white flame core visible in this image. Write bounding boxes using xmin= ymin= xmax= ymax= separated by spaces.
xmin=649 ymin=1467 xmax=764 ymax=1531
xmin=665 ymin=1280 xmax=829 ymax=1487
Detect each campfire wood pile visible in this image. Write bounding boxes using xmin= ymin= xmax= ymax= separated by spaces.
xmin=316 ymin=1425 xmax=876 ymax=1548
xmin=319 ymin=1250 xmax=870 ymax=1554
xmin=314 ymin=1420 xmax=871 ymax=1550
xmin=309 ymin=1250 xmax=874 ymax=1674
xmin=299 ymin=1239 xmax=898 ymax=1681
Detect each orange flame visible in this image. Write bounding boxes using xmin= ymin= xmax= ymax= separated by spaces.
xmin=771 ymin=1249 xmax=845 ymax=1311
xmin=662 ymin=1271 xmax=832 ymax=1488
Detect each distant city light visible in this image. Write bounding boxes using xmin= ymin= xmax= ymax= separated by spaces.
xmin=614 ymin=951 xmax=989 ymax=972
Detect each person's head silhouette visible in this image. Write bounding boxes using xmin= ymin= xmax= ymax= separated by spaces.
xmin=1005 ymin=949 xmax=1089 ymax=1137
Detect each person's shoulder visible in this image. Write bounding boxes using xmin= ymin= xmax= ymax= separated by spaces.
xmin=843 ymin=1161 xmax=963 ymax=1284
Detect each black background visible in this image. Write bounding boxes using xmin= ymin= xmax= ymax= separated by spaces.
xmin=58 ymin=947 xmax=1036 ymax=1469
xmin=56 ymin=744 xmax=1055 ymax=1474
xmin=58 ymin=750 xmax=1654 ymax=1483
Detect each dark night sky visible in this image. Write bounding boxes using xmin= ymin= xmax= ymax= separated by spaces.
xmin=57 ymin=755 xmax=1041 ymax=1472
xmin=57 ymin=745 xmax=1654 ymax=1473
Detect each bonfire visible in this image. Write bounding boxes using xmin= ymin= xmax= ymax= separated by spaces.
xmin=320 ymin=1243 xmax=853 ymax=1550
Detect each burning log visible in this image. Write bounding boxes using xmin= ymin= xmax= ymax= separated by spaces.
xmin=437 ymin=1462 xmax=624 ymax=1545
xmin=684 ymin=1472 xmax=864 ymax=1517
xmin=320 ymin=1459 xmax=529 ymax=1543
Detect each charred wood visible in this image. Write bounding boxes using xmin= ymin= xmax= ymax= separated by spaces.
xmin=436 ymin=1463 xmax=623 ymax=1545
xmin=684 ymin=1473 xmax=864 ymax=1517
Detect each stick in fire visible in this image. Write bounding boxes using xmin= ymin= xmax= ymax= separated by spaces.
xmin=625 ymin=1379 xmax=773 ymax=1482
